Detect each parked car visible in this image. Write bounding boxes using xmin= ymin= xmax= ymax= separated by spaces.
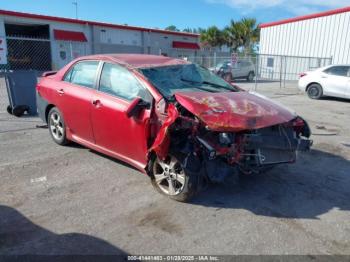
xmin=209 ymin=60 xmax=255 ymax=82
xmin=37 ymin=54 xmax=312 ymax=202
xmin=298 ymin=65 xmax=350 ymax=99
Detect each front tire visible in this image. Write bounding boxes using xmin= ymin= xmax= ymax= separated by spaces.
xmin=307 ymin=83 xmax=323 ymax=99
xmin=48 ymin=107 xmax=68 ymax=145
xmin=150 ymin=155 xmax=197 ymax=202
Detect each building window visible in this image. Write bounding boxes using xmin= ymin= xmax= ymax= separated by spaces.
xmin=267 ymin=57 xmax=274 ymax=67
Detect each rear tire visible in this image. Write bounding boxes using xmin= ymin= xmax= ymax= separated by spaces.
xmin=247 ymin=71 xmax=254 ymax=82
xmin=307 ymin=83 xmax=323 ymax=99
xmin=150 ymin=155 xmax=197 ymax=202
xmin=48 ymin=107 xmax=69 ymax=146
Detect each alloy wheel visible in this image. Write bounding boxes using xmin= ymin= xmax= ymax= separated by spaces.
xmin=308 ymin=86 xmax=319 ymax=98
xmin=49 ymin=112 xmax=64 ymax=140
xmin=153 ymin=156 xmax=186 ymax=196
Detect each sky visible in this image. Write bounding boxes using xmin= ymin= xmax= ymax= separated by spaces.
xmin=0 ymin=0 xmax=349 ymax=30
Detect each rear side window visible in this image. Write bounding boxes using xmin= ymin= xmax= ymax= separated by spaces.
xmin=64 ymin=61 xmax=99 ymax=88
xmin=99 ymin=63 xmax=151 ymax=101
xmin=324 ymin=66 xmax=350 ymax=77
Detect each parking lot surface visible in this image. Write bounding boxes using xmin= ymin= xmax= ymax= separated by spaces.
xmin=0 ymin=78 xmax=350 ymax=255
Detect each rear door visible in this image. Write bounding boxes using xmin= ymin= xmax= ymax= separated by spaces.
xmin=91 ymin=62 xmax=153 ymax=168
xmin=320 ymin=66 xmax=350 ymax=98
xmin=57 ymin=60 xmax=100 ymax=143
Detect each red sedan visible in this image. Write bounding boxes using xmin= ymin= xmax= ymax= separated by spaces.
xmin=37 ymin=54 xmax=312 ymax=202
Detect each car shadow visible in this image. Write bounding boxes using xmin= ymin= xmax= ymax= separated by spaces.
xmin=90 ymin=150 xmax=141 ymax=172
xmin=65 ymin=142 xmax=141 ymax=172
xmin=191 ymin=149 xmax=350 ymax=219
xmin=320 ymin=96 xmax=350 ymax=103
xmin=0 ymin=205 xmax=128 ymax=255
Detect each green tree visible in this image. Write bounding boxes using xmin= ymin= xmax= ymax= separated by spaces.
xmin=182 ymin=28 xmax=193 ymax=33
xmin=239 ymin=18 xmax=260 ymax=54
xmin=223 ymin=20 xmax=244 ymax=52
xmin=200 ymin=26 xmax=224 ymax=49
xmin=165 ymin=25 xmax=180 ymax=32
xmin=223 ymin=18 xmax=260 ymax=53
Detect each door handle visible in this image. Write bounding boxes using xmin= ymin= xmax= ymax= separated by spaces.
xmin=92 ymin=99 xmax=101 ymax=107
xmin=57 ymin=89 xmax=65 ymax=95
xmin=321 ymin=76 xmax=327 ymax=78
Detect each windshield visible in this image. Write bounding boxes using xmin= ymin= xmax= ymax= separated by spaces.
xmin=140 ymin=64 xmax=238 ymax=98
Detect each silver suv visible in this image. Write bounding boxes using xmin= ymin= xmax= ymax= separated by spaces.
xmin=211 ymin=60 xmax=255 ymax=82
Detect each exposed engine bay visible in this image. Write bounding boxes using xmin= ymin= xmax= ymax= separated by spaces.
xmin=149 ymin=94 xmax=312 ymax=184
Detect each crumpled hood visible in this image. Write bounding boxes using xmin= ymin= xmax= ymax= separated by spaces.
xmin=174 ymin=91 xmax=296 ymax=132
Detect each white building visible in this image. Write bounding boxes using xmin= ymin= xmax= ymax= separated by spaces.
xmin=0 ymin=9 xmax=201 ymax=71
xmin=259 ymin=6 xmax=350 ymax=80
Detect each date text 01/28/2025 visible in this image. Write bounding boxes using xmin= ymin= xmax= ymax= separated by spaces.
xmin=127 ymin=255 xmax=220 ymax=261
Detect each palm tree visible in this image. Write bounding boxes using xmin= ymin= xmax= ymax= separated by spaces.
xmin=223 ymin=18 xmax=260 ymax=53
xmin=200 ymin=26 xmax=224 ymax=50
xmin=239 ymin=18 xmax=260 ymax=54
xmin=223 ymin=20 xmax=245 ymax=52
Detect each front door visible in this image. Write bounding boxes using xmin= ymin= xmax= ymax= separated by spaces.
xmin=58 ymin=60 xmax=100 ymax=143
xmin=91 ymin=62 xmax=153 ymax=168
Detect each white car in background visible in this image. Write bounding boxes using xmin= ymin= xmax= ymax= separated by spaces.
xmin=298 ymin=65 xmax=350 ymax=99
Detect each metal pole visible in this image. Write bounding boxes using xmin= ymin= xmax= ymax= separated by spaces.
xmin=254 ymin=54 xmax=258 ymax=91
xmin=70 ymin=42 xmax=73 ymax=61
xmin=213 ymin=52 xmax=216 ymax=69
xmin=283 ymin=56 xmax=286 ymax=88
xmin=279 ymin=56 xmax=282 ymax=89
xmin=72 ymin=1 xmax=78 ymax=19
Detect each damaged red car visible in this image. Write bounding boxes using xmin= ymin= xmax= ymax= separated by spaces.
xmin=37 ymin=54 xmax=312 ymax=202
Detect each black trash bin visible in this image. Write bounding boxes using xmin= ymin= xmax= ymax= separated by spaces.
xmin=5 ymin=70 xmax=38 ymax=117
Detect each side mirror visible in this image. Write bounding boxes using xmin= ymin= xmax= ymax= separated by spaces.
xmin=126 ymin=97 xmax=151 ymax=118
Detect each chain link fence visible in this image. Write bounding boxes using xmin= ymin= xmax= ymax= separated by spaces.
xmin=186 ymin=53 xmax=333 ymax=89
xmin=0 ymin=77 xmax=8 ymax=113
xmin=0 ymin=37 xmax=52 ymax=72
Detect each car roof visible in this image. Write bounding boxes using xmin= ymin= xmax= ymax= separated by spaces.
xmin=76 ymin=54 xmax=190 ymax=69
xmin=314 ymin=64 xmax=350 ymax=71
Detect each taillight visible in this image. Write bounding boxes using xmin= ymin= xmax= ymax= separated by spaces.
xmin=292 ymin=117 xmax=305 ymax=134
xmin=299 ymin=72 xmax=307 ymax=78
xmin=293 ymin=117 xmax=305 ymax=127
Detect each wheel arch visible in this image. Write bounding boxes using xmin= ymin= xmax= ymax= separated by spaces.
xmin=306 ymin=82 xmax=322 ymax=91
xmin=146 ymin=150 xmax=157 ymax=176
xmin=45 ymin=104 xmax=56 ymax=123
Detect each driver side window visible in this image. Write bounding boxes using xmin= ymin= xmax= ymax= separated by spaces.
xmin=99 ymin=63 xmax=151 ymax=102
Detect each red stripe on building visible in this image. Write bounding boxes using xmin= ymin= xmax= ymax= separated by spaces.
xmin=53 ymin=29 xmax=87 ymax=42
xmin=172 ymin=41 xmax=200 ymax=49
xmin=259 ymin=6 xmax=350 ymax=28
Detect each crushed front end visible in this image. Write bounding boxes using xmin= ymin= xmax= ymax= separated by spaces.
xmin=149 ymin=92 xmax=312 ymax=184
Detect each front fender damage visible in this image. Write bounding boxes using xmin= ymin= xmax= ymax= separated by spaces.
xmin=149 ymin=103 xmax=179 ymax=160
